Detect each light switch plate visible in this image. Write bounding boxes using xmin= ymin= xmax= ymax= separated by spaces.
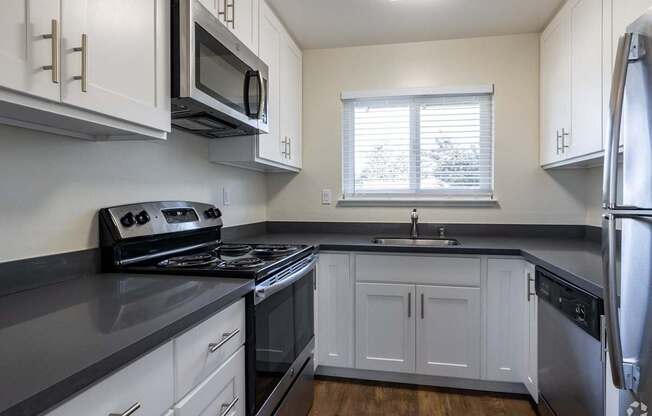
xmin=321 ymin=189 xmax=332 ymax=205
xmin=223 ymin=187 xmax=231 ymax=206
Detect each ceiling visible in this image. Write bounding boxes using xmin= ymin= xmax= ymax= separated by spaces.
xmin=266 ymin=0 xmax=565 ymax=49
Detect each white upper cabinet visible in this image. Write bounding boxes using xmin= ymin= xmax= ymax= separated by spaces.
xmin=568 ymin=0 xmax=604 ymax=159
xmin=485 ymin=259 xmax=526 ymax=383
xmin=541 ymin=0 xmax=607 ymax=167
xmin=202 ymin=0 xmax=259 ymax=54
xmin=258 ymin=4 xmax=282 ymax=163
xmin=279 ymin=36 xmax=302 ymax=168
xmin=0 ymin=0 xmax=61 ymax=102
xmin=61 ymin=0 xmax=170 ymax=133
xmin=416 ymin=285 xmax=481 ymax=379
xmin=0 ymin=0 xmax=170 ymax=140
xmin=356 ymin=283 xmax=416 ymax=374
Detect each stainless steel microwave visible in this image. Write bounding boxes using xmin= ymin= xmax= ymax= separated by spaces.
xmin=171 ymin=0 xmax=269 ymax=138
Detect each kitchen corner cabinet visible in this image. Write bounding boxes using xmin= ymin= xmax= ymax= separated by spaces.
xmin=540 ymin=0 xmax=604 ymax=167
xmin=316 ymin=253 xmax=354 ymax=369
xmin=0 ymin=0 xmax=170 ymax=140
xmin=485 ymin=259 xmax=526 ymax=383
xmin=209 ymin=1 xmax=302 ymax=172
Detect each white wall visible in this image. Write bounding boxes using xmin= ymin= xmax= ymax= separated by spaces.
xmin=0 ymin=125 xmax=267 ymax=262
xmin=585 ymin=167 xmax=604 ymax=227
xmin=267 ymin=34 xmax=589 ymax=224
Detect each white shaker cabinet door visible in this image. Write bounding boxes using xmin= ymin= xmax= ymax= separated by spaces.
xmin=356 ymin=283 xmax=416 ymax=373
xmin=60 ymin=0 xmax=170 ymax=132
xmin=316 ymin=253 xmax=354 ymax=368
xmin=416 ymin=285 xmax=481 ymax=379
xmin=279 ymin=37 xmax=302 ymax=168
xmin=0 ymin=0 xmax=61 ymax=101
xmin=485 ymin=259 xmax=526 ymax=383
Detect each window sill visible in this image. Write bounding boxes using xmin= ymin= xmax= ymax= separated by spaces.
xmin=336 ymin=196 xmax=499 ymax=207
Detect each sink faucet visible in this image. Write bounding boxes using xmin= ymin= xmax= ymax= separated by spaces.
xmin=410 ymin=209 xmax=419 ymax=239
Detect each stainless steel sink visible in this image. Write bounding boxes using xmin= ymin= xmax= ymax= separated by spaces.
xmin=372 ymin=237 xmax=460 ymax=246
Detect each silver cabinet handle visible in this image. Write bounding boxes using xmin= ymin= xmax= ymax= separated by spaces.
xmin=407 ymin=292 xmax=411 ymax=318
xmin=41 ymin=19 xmax=59 ymax=83
xmin=561 ymin=128 xmax=570 ymax=152
xmin=218 ymin=0 xmax=227 ymax=21
xmin=603 ymin=33 xmax=633 ymax=209
xmin=556 ymin=130 xmax=561 ymax=155
xmin=220 ymin=396 xmax=239 ymax=416
xmin=420 ymin=293 xmax=424 ymax=319
xmin=288 ymin=137 xmax=291 ymax=159
xmin=73 ymin=34 xmax=88 ymax=92
xmin=602 ymin=213 xmax=625 ymax=388
xmin=526 ymin=272 xmax=535 ymax=302
xmin=109 ymin=402 xmax=141 ymax=416
xmin=225 ymin=0 xmax=234 ymax=28
xmin=209 ymin=328 xmax=240 ymax=353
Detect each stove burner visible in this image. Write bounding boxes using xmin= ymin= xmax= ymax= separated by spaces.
xmin=252 ymin=245 xmax=299 ymax=258
xmin=217 ymin=257 xmax=266 ymax=269
xmin=217 ymin=244 xmax=252 ymax=256
xmin=157 ymin=253 xmax=219 ymax=268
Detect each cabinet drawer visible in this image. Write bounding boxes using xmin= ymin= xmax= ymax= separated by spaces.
xmin=174 ymin=298 xmax=245 ymax=400
xmin=46 ymin=343 xmax=173 ymax=416
xmin=174 ymin=346 xmax=245 ymax=416
xmin=355 ymin=254 xmax=481 ymax=286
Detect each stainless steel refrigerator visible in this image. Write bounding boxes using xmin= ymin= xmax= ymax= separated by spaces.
xmin=603 ymin=8 xmax=652 ymax=416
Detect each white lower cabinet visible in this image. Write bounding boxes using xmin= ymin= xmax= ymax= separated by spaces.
xmin=523 ymin=262 xmax=539 ymax=402
xmin=416 ymin=285 xmax=481 ymax=379
xmin=355 ymin=283 xmax=416 ymax=373
xmin=485 ymin=259 xmax=527 ymax=383
xmin=316 ymin=253 xmax=354 ymax=368
xmin=47 ymin=343 xmax=174 ymax=416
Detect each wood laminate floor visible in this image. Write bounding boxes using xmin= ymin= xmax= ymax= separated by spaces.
xmin=308 ymin=378 xmax=538 ymax=416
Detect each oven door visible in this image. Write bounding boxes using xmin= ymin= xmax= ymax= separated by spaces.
xmin=253 ymin=255 xmax=316 ymax=416
xmin=172 ymin=0 xmax=269 ymax=137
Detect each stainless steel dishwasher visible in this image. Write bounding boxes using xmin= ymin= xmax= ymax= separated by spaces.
xmin=536 ymin=268 xmax=605 ymax=416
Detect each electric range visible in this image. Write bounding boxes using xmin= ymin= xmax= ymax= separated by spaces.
xmin=99 ymin=201 xmax=316 ymax=416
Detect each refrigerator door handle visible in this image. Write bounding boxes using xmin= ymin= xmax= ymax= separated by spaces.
xmin=603 ymin=33 xmax=633 ymax=210
xmin=602 ymin=213 xmax=626 ymax=389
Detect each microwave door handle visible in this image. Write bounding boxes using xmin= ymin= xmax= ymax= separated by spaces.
xmin=256 ymin=70 xmax=265 ymax=119
xmin=254 ymin=256 xmax=318 ymax=304
xmin=603 ymin=33 xmax=633 ymax=209
xmin=243 ymin=71 xmax=253 ymax=117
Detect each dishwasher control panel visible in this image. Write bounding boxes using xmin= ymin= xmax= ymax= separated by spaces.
xmin=536 ymin=268 xmax=604 ymax=340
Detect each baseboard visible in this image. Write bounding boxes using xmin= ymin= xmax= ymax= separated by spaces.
xmin=315 ymin=365 xmax=529 ymax=396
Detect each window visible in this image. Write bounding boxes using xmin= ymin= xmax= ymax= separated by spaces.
xmin=341 ymin=86 xmax=494 ymax=203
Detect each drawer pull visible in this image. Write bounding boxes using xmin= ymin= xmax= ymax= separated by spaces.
xmin=208 ymin=329 xmax=240 ymax=353
xmin=109 ymin=402 xmax=141 ymax=416
xmin=219 ymin=396 xmax=239 ymax=416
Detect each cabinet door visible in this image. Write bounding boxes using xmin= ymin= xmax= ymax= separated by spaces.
xmin=257 ymin=3 xmax=282 ymax=163
xmin=280 ymin=38 xmax=302 ymax=168
xmin=541 ymin=9 xmax=571 ymax=165
xmin=486 ymin=259 xmax=526 ymax=382
xmin=230 ymin=0 xmax=258 ymax=55
xmin=60 ymin=0 xmax=170 ymax=132
xmin=356 ymin=283 xmax=415 ymax=373
xmin=316 ymin=254 xmax=354 ymax=368
xmin=416 ymin=285 xmax=481 ymax=379
xmin=0 ymin=0 xmax=60 ymax=101
xmin=569 ymin=0 xmax=604 ymax=159
xmin=523 ymin=263 xmax=539 ymax=402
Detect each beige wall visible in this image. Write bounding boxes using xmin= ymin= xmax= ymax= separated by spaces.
xmin=267 ymin=34 xmax=589 ymax=224
xmin=585 ymin=167 xmax=604 ymax=227
xmin=0 ymin=125 xmax=267 ymax=262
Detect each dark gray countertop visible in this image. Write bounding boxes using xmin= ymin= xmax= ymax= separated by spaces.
xmin=0 ymin=273 xmax=253 ymax=416
xmin=233 ymin=233 xmax=603 ymax=298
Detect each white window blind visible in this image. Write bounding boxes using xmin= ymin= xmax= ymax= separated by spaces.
xmin=342 ymin=88 xmax=494 ymax=201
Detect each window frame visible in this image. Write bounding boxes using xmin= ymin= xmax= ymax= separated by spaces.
xmin=340 ymin=85 xmax=496 ymax=206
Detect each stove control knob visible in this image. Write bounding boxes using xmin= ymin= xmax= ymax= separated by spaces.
xmin=575 ymin=304 xmax=586 ymax=322
xmin=205 ymin=208 xmax=222 ymax=219
xmin=120 ymin=212 xmax=136 ymax=227
xmin=212 ymin=208 xmax=222 ymax=218
xmin=135 ymin=210 xmax=150 ymax=225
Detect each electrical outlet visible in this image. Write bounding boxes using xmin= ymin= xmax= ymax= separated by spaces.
xmin=223 ymin=187 xmax=231 ymax=206
xmin=321 ymin=189 xmax=332 ymax=205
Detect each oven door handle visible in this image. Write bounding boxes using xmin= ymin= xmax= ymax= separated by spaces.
xmin=255 ymin=255 xmax=318 ymax=304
